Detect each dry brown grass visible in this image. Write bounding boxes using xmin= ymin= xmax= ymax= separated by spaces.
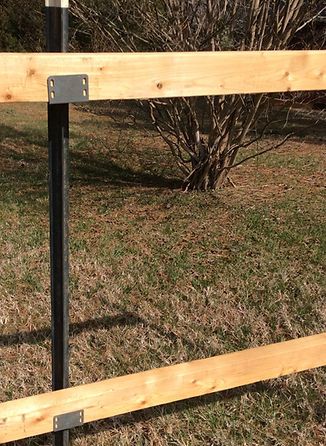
xmin=0 ymin=103 xmax=325 ymax=445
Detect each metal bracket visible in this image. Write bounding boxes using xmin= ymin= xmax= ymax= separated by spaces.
xmin=53 ymin=410 xmax=84 ymax=432
xmin=47 ymin=75 xmax=89 ymax=104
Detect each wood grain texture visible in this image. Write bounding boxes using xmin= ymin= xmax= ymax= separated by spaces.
xmin=45 ymin=0 xmax=69 ymax=7
xmin=1 ymin=333 xmax=325 ymax=443
xmin=0 ymin=50 xmax=325 ymax=103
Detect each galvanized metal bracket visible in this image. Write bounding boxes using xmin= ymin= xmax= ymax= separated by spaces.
xmin=47 ymin=74 xmax=89 ymax=104
xmin=53 ymin=410 xmax=84 ymax=432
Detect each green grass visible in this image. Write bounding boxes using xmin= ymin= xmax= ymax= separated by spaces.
xmin=0 ymin=103 xmax=325 ymax=446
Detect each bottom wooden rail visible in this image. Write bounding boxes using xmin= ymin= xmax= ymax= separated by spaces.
xmin=1 ymin=333 xmax=326 ymax=443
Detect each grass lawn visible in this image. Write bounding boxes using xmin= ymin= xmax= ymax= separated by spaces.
xmin=0 ymin=103 xmax=325 ymax=446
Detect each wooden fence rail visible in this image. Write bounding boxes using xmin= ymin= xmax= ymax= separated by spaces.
xmin=1 ymin=47 xmax=326 ymax=445
xmin=1 ymin=333 xmax=325 ymax=443
xmin=0 ymin=50 xmax=325 ymax=103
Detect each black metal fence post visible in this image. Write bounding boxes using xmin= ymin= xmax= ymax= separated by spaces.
xmin=45 ymin=1 xmax=70 ymax=445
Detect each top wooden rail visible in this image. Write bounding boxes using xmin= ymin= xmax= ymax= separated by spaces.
xmin=0 ymin=50 xmax=325 ymax=103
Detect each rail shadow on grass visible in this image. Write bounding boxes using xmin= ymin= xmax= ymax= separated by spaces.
xmin=0 ymin=313 xmax=142 ymax=348
xmin=0 ymin=123 xmax=181 ymax=204
xmin=0 ymin=123 xmax=48 ymax=147
xmin=0 ymin=311 xmax=203 ymax=354
xmin=72 ymin=152 xmax=181 ymax=189
xmin=0 ymin=123 xmax=26 ymax=140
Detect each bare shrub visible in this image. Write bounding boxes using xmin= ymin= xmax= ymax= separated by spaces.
xmin=71 ymin=0 xmax=324 ymax=191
